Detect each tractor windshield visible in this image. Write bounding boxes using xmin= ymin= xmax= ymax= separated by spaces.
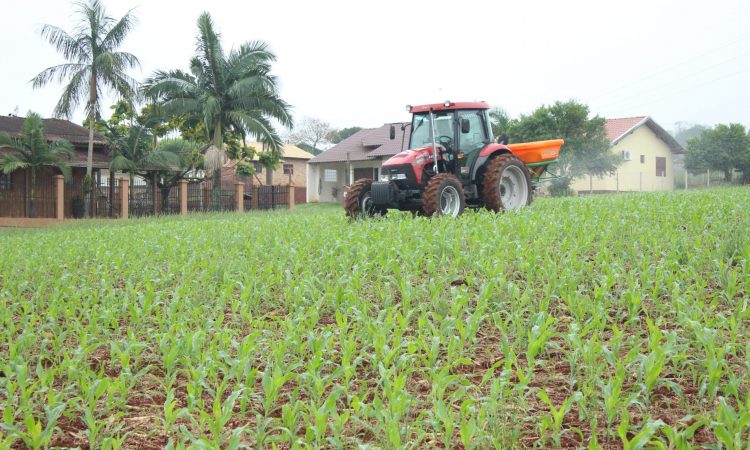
xmin=409 ymin=111 xmax=454 ymax=149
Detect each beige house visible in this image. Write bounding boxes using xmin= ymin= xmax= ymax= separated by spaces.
xmin=570 ymin=117 xmax=685 ymax=194
xmin=221 ymin=142 xmax=313 ymax=201
xmin=307 ymin=123 xmax=409 ymax=202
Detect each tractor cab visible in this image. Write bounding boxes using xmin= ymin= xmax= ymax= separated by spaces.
xmin=406 ymin=102 xmax=493 ymax=180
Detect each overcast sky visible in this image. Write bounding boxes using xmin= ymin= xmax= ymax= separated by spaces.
xmin=2 ymin=0 xmax=749 ymax=134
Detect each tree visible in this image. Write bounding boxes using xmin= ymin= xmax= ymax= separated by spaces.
xmin=104 ymin=103 xmax=198 ymax=214
xmin=685 ymin=123 xmax=750 ymax=182
xmin=149 ymin=139 xmax=203 ymax=210
xmin=32 ymin=0 xmax=140 ymax=217
xmin=488 ymin=107 xmax=511 ymax=142
xmin=286 ymin=117 xmax=331 ymax=154
xmin=0 ymin=112 xmax=74 ymax=217
xmin=144 ymin=12 xmax=292 ymax=208
xmin=326 ymin=126 xmax=363 ymax=145
xmin=494 ymin=100 xmax=617 ymax=196
xmin=673 ymin=122 xmax=709 ymax=148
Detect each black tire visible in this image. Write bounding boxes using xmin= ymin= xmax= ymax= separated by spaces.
xmin=482 ymin=154 xmax=532 ymax=212
xmin=344 ymin=178 xmax=386 ymax=219
xmin=422 ymin=173 xmax=466 ymax=217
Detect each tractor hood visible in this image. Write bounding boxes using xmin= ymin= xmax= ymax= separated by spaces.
xmin=382 ymin=146 xmax=438 ymax=167
xmin=381 ymin=146 xmax=441 ymax=185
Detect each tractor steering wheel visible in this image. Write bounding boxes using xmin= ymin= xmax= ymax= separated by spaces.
xmin=438 ymin=135 xmax=452 ymax=148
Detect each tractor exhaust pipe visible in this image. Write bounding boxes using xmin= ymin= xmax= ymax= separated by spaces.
xmin=429 ymin=110 xmax=438 ymax=174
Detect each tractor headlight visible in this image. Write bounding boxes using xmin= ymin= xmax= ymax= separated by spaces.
xmin=380 ymin=174 xmax=390 ymax=182
xmin=391 ymin=173 xmax=407 ymax=180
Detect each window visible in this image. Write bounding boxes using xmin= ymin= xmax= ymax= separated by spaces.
xmin=655 ymin=157 xmax=667 ymax=177
xmin=458 ymin=110 xmax=487 ymax=153
xmin=0 ymin=173 xmax=12 ymax=190
xmin=283 ymin=164 xmax=294 ymax=175
xmin=640 ymin=155 xmax=645 ymax=164
xmin=324 ymin=169 xmax=337 ymax=182
xmin=253 ymin=162 xmax=262 ymax=173
xmin=621 ymin=150 xmax=632 ymax=161
xmin=354 ymin=167 xmax=378 ymax=181
xmin=409 ymin=111 xmax=455 ymax=148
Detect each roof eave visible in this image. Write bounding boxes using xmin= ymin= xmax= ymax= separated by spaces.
xmin=611 ymin=117 xmax=650 ymax=146
xmin=611 ymin=117 xmax=685 ymax=155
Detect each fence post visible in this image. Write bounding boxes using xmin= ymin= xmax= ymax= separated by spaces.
xmin=54 ymin=175 xmax=65 ymax=220
xmin=120 ymin=177 xmax=129 ymax=219
xmin=288 ymin=186 xmax=295 ymax=209
xmin=235 ymin=182 xmax=244 ymax=212
xmin=179 ymin=180 xmax=188 ymax=215
xmin=252 ymin=186 xmax=258 ymax=209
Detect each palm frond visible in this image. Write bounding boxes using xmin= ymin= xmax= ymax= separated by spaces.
xmin=53 ymin=162 xmax=73 ymax=181
xmin=144 ymin=148 xmax=182 ymax=170
xmin=30 ymin=63 xmax=88 ymax=89
xmin=48 ymin=140 xmax=76 ymax=159
xmin=228 ymin=112 xmax=283 ymax=154
xmin=110 ymin=154 xmax=137 ymax=172
xmin=232 ymin=95 xmax=293 ymax=128
xmin=21 ymin=113 xmax=48 ymax=156
xmin=38 ymin=24 xmax=85 ymax=62
xmin=100 ymin=8 xmax=139 ymax=52
xmin=0 ymin=155 xmax=30 ymax=174
xmin=196 ymin=12 xmax=226 ymax=95
xmin=143 ymin=70 xmax=197 ymax=100
xmin=51 ymin=68 xmax=89 ymax=119
xmin=0 ymin=133 xmax=18 ymax=149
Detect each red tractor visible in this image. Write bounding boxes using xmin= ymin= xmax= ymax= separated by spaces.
xmin=344 ymin=101 xmax=564 ymax=217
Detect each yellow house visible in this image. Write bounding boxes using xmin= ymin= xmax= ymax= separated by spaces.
xmin=570 ymin=117 xmax=685 ymax=194
xmin=220 ymin=142 xmax=313 ymax=202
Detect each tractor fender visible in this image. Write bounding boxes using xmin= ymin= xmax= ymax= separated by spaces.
xmin=472 ymin=144 xmax=512 ymax=182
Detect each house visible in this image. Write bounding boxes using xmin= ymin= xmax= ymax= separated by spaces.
xmin=0 ymin=115 xmax=110 ymax=218
xmin=569 ymin=117 xmax=685 ymax=194
xmin=306 ymin=123 xmax=410 ymax=202
xmin=220 ymin=142 xmax=313 ymax=204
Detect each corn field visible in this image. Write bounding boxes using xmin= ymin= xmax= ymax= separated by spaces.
xmin=1 ymin=188 xmax=749 ymax=449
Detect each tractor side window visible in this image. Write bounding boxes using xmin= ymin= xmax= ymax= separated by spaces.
xmin=458 ymin=110 xmax=485 ymax=153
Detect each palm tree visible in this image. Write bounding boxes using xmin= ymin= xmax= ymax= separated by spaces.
xmin=0 ymin=113 xmax=74 ymax=217
xmin=106 ymin=123 xmax=181 ymax=215
xmin=143 ymin=12 xmax=292 ymax=208
xmin=32 ymin=0 xmax=140 ymax=217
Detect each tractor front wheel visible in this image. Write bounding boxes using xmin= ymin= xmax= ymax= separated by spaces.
xmin=483 ymin=154 xmax=532 ymax=211
xmin=423 ymin=173 xmax=466 ymax=217
xmin=344 ymin=178 xmax=385 ymax=219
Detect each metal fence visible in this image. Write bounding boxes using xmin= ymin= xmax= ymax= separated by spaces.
xmin=0 ymin=174 xmax=56 ymax=218
xmin=254 ymin=185 xmax=289 ymax=210
xmin=64 ymin=176 xmax=121 ymax=218
xmin=1 ymin=172 xmax=293 ymax=219
xmin=186 ymin=182 xmax=236 ymax=213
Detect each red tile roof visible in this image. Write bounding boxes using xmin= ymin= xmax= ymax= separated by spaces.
xmin=604 ymin=117 xmax=647 ymax=141
xmin=0 ymin=115 xmax=107 ymax=146
xmin=605 ymin=116 xmax=684 ymax=153
xmin=0 ymin=115 xmax=111 ymax=167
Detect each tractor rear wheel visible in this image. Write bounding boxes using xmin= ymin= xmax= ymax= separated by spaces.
xmin=483 ymin=154 xmax=532 ymax=211
xmin=344 ymin=178 xmax=385 ymax=219
xmin=422 ymin=173 xmax=466 ymax=217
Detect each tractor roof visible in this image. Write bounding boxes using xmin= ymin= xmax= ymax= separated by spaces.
xmin=409 ymin=101 xmax=490 ymax=113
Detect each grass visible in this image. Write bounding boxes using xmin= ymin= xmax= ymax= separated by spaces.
xmin=1 ymin=188 xmax=749 ymax=449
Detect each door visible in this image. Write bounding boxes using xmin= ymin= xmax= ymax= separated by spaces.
xmin=353 ymin=168 xmax=378 ymax=181
xmin=457 ymin=110 xmax=489 ymax=179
